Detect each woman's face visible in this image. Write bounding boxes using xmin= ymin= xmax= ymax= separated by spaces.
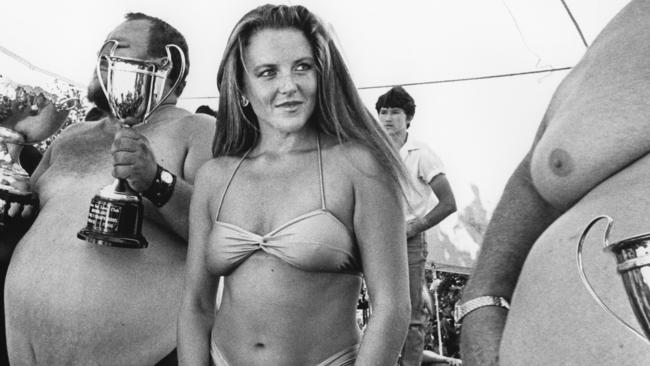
xmin=241 ymin=27 xmax=318 ymax=134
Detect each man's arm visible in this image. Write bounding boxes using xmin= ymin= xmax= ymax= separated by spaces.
xmin=147 ymin=169 xmax=194 ymax=240
xmin=459 ymin=116 xmax=563 ymax=366
xmin=407 ymin=173 xmax=456 ymax=238
xmin=112 ymin=114 xmax=215 ymax=241
xmin=6 ymin=142 xmax=51 ymax=219
xmin=1 ymin=144 xmax=46 ymax=262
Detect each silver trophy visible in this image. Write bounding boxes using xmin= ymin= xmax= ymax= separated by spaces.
xmin=0 ymin=75 xmax=80 ymax=228
xmin=77 ymin=40 xmax=185 ymax=249
xmin=577 ymin=215 xmax=650 ymax=345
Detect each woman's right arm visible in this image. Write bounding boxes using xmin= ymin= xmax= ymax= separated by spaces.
xmin=178 ymin=161 xmax=220 ymax=366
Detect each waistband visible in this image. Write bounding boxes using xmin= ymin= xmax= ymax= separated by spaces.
xmin=210 ymin=336 xmax=359 ymax=366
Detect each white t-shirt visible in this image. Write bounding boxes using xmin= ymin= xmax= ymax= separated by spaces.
xmin=400 ymin=138 xmax=445 ymax=221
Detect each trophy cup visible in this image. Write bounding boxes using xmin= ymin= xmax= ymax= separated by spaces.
xmin=577 ymin=215 xmax=650 ymax=346
xmin=0 ymin=76 xmax=80 ymax=229
xmin=76 ymin=40 xmax=185 ymax=249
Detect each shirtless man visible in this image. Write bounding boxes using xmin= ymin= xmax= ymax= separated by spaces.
xmin=4 ymin=13 xmax=215 ymax=365
xmin=458 ymin=1 xmax=650 ymax=365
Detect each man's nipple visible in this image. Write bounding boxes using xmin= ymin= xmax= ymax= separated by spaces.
xmin=548 ymin=148 xmax=574 ymax=177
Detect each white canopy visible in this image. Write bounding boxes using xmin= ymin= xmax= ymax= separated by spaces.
xmin=0 ymin=0 xmax=631 ymax=272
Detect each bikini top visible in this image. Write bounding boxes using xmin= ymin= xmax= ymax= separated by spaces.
xmin=208 ymin=136 xmax=361 ymax=276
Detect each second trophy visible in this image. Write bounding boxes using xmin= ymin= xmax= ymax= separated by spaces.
xmin=77 ymin=40 xmax=185 ymax=248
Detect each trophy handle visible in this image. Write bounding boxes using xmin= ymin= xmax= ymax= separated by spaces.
xmin=144 ymin=44 xmax=186 ymax=120
xmin=96 ymin=40 xmax=119 ymax=118
xmin=576 ymin=215 xmax=650 ymax=345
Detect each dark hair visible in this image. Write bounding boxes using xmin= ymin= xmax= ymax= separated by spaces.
xmin=195 ymin=105 xmax=216 ymax=117
xmin=375 ymin=86 xmax=416 ymax=121
xmin=125 ymin=12 xmax=190 ymax=96
xmin=215 ymin=4 xmax=407 ymax=190
xmin=84 ymin=106 xmax=106 ymax=121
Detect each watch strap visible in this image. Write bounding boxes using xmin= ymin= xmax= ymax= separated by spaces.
xmin=143 ymin=164 xmax=176 ymax=207
xmin=454 ymin=296 xmax=510 ymax=323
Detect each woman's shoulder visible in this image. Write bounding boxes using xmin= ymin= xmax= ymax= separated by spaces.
xmin=324 ymin=138 xmax=387 ymax=180
xmin=195 ymin=155 xmax=244 ymax=185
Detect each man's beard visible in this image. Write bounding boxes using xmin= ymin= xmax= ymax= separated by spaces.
xmin=86 ymin=80 xmax=111 ymax=115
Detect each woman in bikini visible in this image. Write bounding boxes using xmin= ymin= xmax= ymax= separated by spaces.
xmin=178 ymin=4 xmax=410 ymax=366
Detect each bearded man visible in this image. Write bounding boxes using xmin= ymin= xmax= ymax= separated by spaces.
xmin=4 ymin=12 xmax=215 ymax=365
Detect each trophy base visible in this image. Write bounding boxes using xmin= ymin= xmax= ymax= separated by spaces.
xmin=77 ymin=179 xmax=148 ymax=249
xmin=77 ymin=229 xmax=148 ymax=249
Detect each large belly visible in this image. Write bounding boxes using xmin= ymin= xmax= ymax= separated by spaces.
xmin=4 ymin=185 xmax=186 ymax=365
xmin=501 ymin=157 xmax=650 ymax=365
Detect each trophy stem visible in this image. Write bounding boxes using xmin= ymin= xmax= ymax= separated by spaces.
xmin=0 ymin=140 xmax=30 ymax=196
xmin=114 ymin=178 xmax=137 ymax=196
xmin=3 ymin=142 xmax=24 ymax=166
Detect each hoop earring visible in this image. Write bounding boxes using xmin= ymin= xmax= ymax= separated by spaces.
xmin=240 ymin=95 xmax=249 ymax=107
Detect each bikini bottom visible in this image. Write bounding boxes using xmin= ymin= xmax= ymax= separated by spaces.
xmin=210 ymin=338 xmax=359 ymax=366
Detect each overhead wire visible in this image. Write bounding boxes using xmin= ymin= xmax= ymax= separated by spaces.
xmin=179 ymin=66 xmax=573 ymax=100
xmin=356 ymin=67 xmax=572 ymax=90
xmin=560 ymin=0 xmax=589 ymax=48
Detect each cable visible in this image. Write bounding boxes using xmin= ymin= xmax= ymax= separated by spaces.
xmin=356 ymin=67 xmax=572 ymax=90
xmin=179 ymin=66 xmax=573 ymax=100
xmin=501 ymin=0 xmax=544 ymax=68
xmin=180 ymin=95 xmax=219 ymax=100
xmin=560 ymin=0 xmax=589 ymax=48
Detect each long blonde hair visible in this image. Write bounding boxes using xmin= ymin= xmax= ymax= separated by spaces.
xmin=214 ymin=4 xmax=407 ymax=190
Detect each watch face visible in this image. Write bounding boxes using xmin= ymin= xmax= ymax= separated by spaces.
xmin=160 ymin=170 xmax=174 ymax=184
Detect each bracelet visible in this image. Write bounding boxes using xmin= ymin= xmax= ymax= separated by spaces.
xmin=453 ymin=296 xmax=510 ymax=324
xmin=143 ymin=164 xmax=176 ymax=207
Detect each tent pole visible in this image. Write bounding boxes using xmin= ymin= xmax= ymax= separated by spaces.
xmin=433 ymin=271 xmax=443 ymax=356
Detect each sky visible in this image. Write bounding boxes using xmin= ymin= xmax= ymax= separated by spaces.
xmin=0 ymin=0 xmax=632 ymax=269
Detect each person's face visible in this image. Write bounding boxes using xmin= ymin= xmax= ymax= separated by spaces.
xmin=87 ymin=19 xmax=152 ymax=114
xmin=378 ymin=107 xmax=409 ymax=145
xmin=242 ymin=27 xmax=317 ymax=134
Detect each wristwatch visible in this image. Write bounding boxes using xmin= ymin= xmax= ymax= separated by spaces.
xmin=160 ymin=169 xmax=174 ymax=185
xmin=454 ymin=296 xmax=510 ymax=323
xmin=143 ymin=164 xmax=176 ymax=207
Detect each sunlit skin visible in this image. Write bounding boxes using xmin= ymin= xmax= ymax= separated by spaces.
xmin=179 ymin=25 xmax=409 ymax=366
xmin=4 ymin=18 xmax=215 ymax=366
xmin=460 ymin=1 xmax=650 ymax=364
xmin=378 ymin=107 xmax=410 ymax=147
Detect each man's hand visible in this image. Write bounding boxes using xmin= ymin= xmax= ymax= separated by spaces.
xmin=6 ymin=199 xmax=37 ymax=219
xmin=2 ymin=186 xmax=38 ymax=220
xmin=406 ymin=219 xmax=421 ymax=238
xmin=111 ymin=128 xmax=157 ymax=192
xmin=0 ymin=91 xmax=37 ymax=130
xmin=1 ymin=89 xmax=69 ymax=143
